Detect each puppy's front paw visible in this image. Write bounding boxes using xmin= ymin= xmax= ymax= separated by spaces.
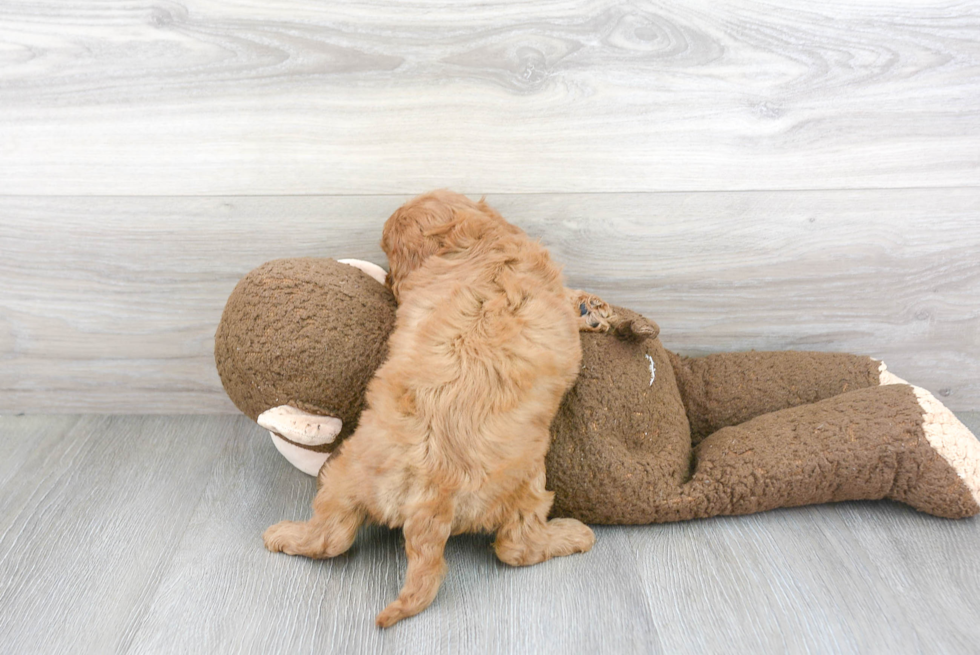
xmin=263 ymin=520 xmax=306 ymax=555
xmin=568 ymin=290 xmax=614 ymax=332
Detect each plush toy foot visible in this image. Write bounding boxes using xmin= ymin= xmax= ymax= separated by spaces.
xmin=873 ymin=361 xmax=979 ymax=514
xmin=876 ymin=359 xmax=910 ymax=386
xmin=894 ymin=385 xmax=980 ymax=516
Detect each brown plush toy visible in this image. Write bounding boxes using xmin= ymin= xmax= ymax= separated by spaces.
xmin=215 ymin=258 xmax=980 ymax=523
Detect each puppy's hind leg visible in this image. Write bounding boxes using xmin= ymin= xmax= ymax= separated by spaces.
xmin=494 ymin=470 xmax=595 ymax=567
xmin=263 ymin=451 xmax=366 ymax=559
xmin=376 ymin=496 xmax=455 ymax=628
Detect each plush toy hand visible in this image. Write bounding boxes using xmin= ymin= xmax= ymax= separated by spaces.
xmin=568 ymin=289 xmax=659 ymax=342
xmin=609 ymin=313 xmax=659 ymax=342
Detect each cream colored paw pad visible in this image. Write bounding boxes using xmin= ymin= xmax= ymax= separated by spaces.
xmin=912 ymin=385 xmax=980 ymax=508
xmin=876 ymin=359 xmax=909 ymax=386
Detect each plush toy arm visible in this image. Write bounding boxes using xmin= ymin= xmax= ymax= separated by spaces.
xmin=667 ymin=351 xmax=884 ymax=445
xmin=566 ymin=290 xmax=659 ymax=340
xmin=337 ymin=258 xmax=387 ymax=285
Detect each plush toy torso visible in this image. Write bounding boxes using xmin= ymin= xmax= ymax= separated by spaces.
xmin=547 ymin=317 xmax=691 ymax=523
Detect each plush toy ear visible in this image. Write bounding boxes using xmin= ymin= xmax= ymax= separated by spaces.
xmin=337 ymin=258 xmax=387 ymax=286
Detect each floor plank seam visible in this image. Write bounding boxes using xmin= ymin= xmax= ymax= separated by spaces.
xmin=115 ymin=418 xmax=239 ymax=655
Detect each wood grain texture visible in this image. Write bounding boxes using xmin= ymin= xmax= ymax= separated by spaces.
xmin=629 ymin=499 xmax=980 ymax=653
xmin=1 ymin=1 xmax=978 ymax=195
xmin=0 ymin=415 xmax=238 ymax=655
xmin=1 ymin=413 xmax=978 ymax=654
xmin=2 ymin=190 xmax=978 ymax=412
xmin=125 ymin=417 xmax=661 ymax=654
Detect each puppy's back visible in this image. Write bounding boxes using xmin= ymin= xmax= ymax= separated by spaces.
xmin=370 ymin=219 xmax=581 ymax=491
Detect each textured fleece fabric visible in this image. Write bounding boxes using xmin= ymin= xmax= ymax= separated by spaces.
xmin=669 ymin=350 xmax=882 ymax=445
xmin=215 ymin=260 xmax=980 ymax=522
xmin=214 ymin=258 xmax=397 ymax=452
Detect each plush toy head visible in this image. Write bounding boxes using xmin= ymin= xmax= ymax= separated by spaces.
xmin=215 ymin=258 xmax=396 ymax=451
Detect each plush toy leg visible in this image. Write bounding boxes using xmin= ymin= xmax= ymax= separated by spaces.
xmin=665 ymin=384 xmax=980 ymax=522
xmin=668 ymin=351 xmax=884 ymax=444
xmin=876 ymin=359 xmax=909 ymax=385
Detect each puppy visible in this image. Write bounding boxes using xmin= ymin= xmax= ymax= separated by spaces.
xmin=264 ymin=191 xmax=604 ymax=627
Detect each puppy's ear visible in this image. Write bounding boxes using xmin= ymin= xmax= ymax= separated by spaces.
xmin=428 ymin=208 xmax=498 ymax=255
xmin=381 ymin=204 xmax=446 ymax=300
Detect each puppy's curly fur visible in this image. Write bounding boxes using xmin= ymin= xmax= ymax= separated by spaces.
xmin=263 ymin=191 xmax=596 ymax=627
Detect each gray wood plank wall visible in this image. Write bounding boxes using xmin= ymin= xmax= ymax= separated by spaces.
xmin=1 ymin=1 xmax=978 ymax=412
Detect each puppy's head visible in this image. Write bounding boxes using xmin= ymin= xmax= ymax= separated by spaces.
xmin=381 ymin=190 xmax=515 ymax=301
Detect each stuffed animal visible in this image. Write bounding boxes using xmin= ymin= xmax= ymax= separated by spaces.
xmin=215 ymin=258 xmax=980 ymax=523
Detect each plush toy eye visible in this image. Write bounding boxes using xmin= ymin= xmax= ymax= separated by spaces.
xmin=579 ymin=303 xmax=588 ymax=316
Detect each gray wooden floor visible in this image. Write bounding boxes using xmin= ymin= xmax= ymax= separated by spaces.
xmin=2 ymin=413 xmax=979 ymax=654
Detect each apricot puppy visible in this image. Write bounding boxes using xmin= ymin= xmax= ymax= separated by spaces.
xmin=263 ymin=191 xmax=595 ymax=627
